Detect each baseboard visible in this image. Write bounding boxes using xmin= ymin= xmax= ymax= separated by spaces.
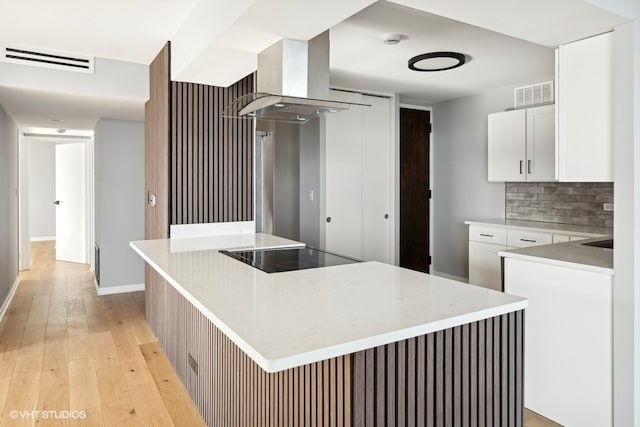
xmin=0 ymin=277 xmax=21 ymax=323
xmin=94 ymin=282 xmax=145 ymax=296
xmin=30 ymin=236 xmax=56 ymax=242
xmin=431 ymin=270 xmax=469 ymax=283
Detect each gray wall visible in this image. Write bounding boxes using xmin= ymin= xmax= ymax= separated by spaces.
xmin=273 ymin=122 xmax=301 ymax=241
xmin=0 ymin=104 xmax=19 ymax=308
xmin=28 ymin=139 xmax=56 ymax=239
xmin=431 ymin=86 xmax=515 ymax=279
xmin=95 ymin=119 xmax=145 ymax=288
xmin=299 ymin=118 xmax=321 ymax=248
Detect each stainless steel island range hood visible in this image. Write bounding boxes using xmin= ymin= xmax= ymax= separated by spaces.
xmin=223 ymin=31 xmax=366 ymax=124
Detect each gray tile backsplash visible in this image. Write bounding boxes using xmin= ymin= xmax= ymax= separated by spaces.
xmin=505 ymin=182 xmax=613 ymax=227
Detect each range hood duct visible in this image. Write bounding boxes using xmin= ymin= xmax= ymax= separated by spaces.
xmin=223 ymin=31 xmax=367 ymax=124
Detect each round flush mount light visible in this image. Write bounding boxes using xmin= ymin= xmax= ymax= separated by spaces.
xmin=408 ymin=51 xmax=466 ymax=72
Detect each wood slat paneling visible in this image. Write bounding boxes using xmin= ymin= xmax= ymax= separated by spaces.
xmin=170 ymin=74 xmax=254 ymax=225
xmin=351 ymin=312 xmax=525 ymax=427
xmin=158 ymin=278 xmax=351 ymax=427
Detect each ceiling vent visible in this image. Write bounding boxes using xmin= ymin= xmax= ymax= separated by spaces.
xmin=514 ymin=81 xmax=553 ymax=108
xmin=0 ymin=45 xmax=94 ymax=74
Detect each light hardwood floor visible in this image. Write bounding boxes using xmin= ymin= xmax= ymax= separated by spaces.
xmin=0 ymin=241 xmax=561 ymax=427
xmin=0 ymin=241 xmax=205 ymax=426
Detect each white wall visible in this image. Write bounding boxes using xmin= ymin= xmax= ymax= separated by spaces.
xmin=0 ymin=104 xmax=19 ymax=311
xmin=28 ymin=139 xmax=56 ymax=240
xmin=430 ymin=85 xmax=521 ymax=279
xmin=94 ymin=119 xmax=145 ymax=288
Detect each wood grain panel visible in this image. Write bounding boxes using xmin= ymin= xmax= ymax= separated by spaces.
xmin=170 ymin=74 xmax=254 ymax=225
xmin=156 ymin=278 xmax=351 ymax=427
xmin=352 ymin=312 xmax=525 ymax=427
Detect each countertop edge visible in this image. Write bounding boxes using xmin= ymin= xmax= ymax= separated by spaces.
xmin=131 ymin=240 xmax=528 ymax=373
xmin=499 ymin=249 xmax=614 ymax=275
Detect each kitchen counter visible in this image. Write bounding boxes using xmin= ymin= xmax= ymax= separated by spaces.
xmin=499 ymin=237 xmax=613 ymax=274
xmin=465 ymin=218 xmax=612 ymax=237
xmin=131 ymin=233 xmax=526 ymax=372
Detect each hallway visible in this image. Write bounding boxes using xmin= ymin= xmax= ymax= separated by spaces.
xmin=0 ymin=241 xmax=204 ymax=426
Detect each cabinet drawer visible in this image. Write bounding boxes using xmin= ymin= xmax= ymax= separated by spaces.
xmin=552 ymin=234 xmax=570 ymax=243
xmin=469 ymin=226 xmax=507 ymax=245
xmin=507 ymin=229 xmax=553 ymax=247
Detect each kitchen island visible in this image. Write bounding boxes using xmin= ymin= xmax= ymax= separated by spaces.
xmin=500 ymin=238 xmax=613 ymax=426
xmin=131 ymin=233 xmax=527 ymax=427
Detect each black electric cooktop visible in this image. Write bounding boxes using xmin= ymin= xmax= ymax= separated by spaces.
xmin=220 ymin=246 xmax=361 ymax=273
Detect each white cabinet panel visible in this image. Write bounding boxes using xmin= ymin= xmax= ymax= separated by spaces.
xmin=488 ymin=109 xmax=526 ymax=181
xmin=507 ymin=229 xmax=553 ymax=248
xmin=526 ymin=105 xmax=556 ymax=181
xmin=468 ymin=241 xmax=504 ymax=291
xmin=468 ymin=225 xmax=506 ymax=245
xmin=504 ymin=258 xmax=612 ymax=426
xmin=557 ymin=32 xmax=613 ymax=181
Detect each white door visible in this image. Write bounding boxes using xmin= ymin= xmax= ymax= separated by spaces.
xmin=325 ymin=90 xmax=364 ymax=259
xmin=361 ymin=95 xmax=391 ymax=263
xmin=55 ymin=143 xmax=87 ymax=263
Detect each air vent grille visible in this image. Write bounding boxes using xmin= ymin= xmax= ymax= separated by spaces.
xmin=0 ymin=45 xmax=94 ymax=74
xmin=514 ymin=81 xmax=554 ymax=108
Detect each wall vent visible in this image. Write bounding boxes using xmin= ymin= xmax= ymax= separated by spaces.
xmin=0 ymin=45 xmax=94 ymax=74
xmin=514 ymin=81 xmax=554 ymax=108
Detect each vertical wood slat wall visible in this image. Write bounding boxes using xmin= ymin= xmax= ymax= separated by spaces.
xmin=351 ymin=311 xmax=525 ymax=427
xmin=170 ymin=74 xmax=254 ymax=225
xmin=158 ymin=278 xmax=352 ymax=427
xmin=145 ymin=43 xmax=171 ymax=337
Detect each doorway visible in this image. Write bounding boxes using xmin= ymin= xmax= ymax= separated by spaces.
xmin=18 ymin=134 xmax=94 ymax=269
xmin=399 ymin=107 xmax=431 ymax=273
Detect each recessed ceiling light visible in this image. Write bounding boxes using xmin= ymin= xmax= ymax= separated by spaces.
xmin=56 ymin=128 xmax=66 ymax=134
xmin=49 ymin=118 xmax=64 ymax=123
xmin=408 ymin=52 xmax=466 ymax=72
xmin=274 ymin=103 xmax=285 ymax=108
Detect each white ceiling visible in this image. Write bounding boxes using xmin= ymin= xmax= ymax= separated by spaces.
xmin=329 ymin=1 xmax=555 ymax=104
xmin=0 ymin=0 xmax=630 ymax=129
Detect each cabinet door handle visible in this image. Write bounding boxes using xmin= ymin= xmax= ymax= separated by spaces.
xmin=519 ymin=160 xmax=524 ymax=174
xmin=480 ymin=233 xmax=494 ymax=237
xmin=528 ymin=160 xmax=532 ymax=174
xmin=520 ymin=238 xmax=536 ymax=243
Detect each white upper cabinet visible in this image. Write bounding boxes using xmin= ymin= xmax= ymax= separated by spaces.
xmin=556 ymin=32 xmax=613 ymax=182
xmin=488 ymin=104 xmax=555 ymax=182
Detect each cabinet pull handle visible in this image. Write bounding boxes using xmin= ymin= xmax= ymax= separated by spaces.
xmin=520 ymin=238 xmax=536 ymax=242
xmin=520 ymin=160 xmax=524 ymax=174
xmin=528 ymin=160 xmax=532 ymax=174
xmin=480 ymin=233 xmax=494 ymax=237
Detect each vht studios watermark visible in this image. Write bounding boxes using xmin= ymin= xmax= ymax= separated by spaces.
xmin=8 ymin=410 xmax=87 ymax=420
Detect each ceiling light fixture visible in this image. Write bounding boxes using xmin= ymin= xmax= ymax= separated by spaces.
xmin=49 ymin=118 xmax=64 ymax=123
xmin=56 ymin=128 xmax=66 ymax=134
xmin=408 ymin=51 xmax=466 ymax=72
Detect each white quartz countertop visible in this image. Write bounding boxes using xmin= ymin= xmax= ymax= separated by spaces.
xmin=499 ymin=237 xmax=613 ymax=275
xmin=465 ymin=218 xmax=611 ymax=236
xmin=131 ymin=233 xmax=527 ymax=372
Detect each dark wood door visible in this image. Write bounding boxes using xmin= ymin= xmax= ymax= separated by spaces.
xmin=400 ymin=108 xmax=430 ymax=272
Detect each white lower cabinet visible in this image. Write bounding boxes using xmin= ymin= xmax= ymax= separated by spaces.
xmin=504 ymin=257 xmax=612 ymax=426
xmin=467 ymin=221 xmax=608 ymax=291
xmin=468 ymin=241 xmax=504 ymax=291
